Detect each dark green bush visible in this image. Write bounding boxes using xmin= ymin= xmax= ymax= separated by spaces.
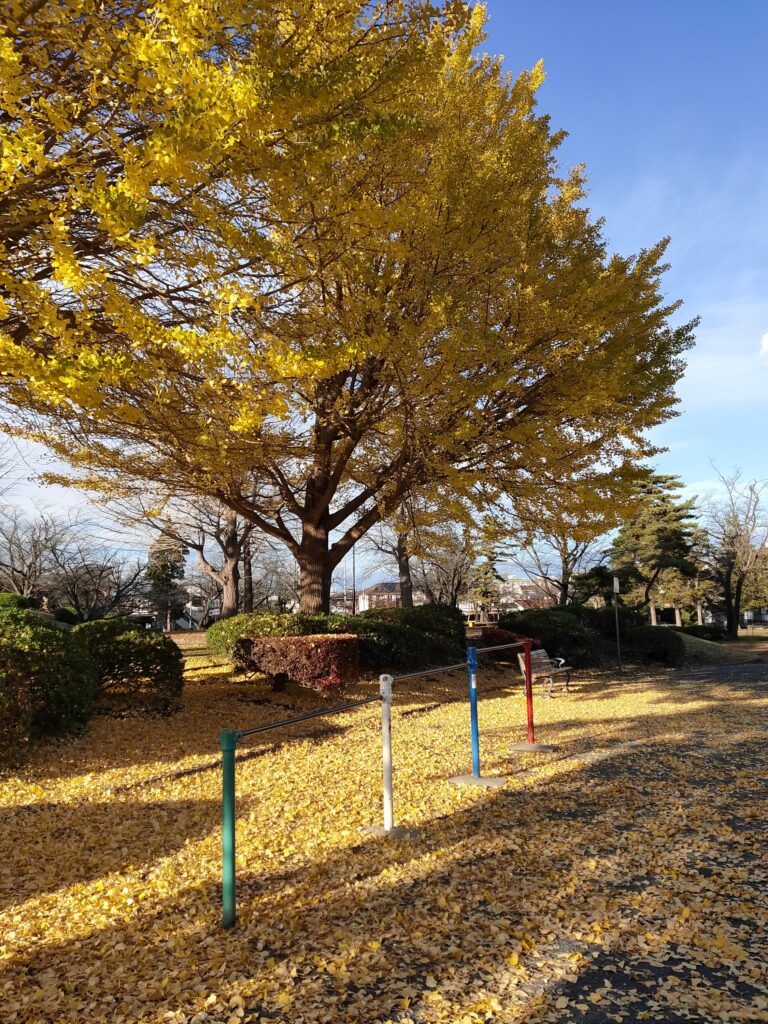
xmin=360 ymin=604 xmax=466 ymax=659
xmin=329 ymin=615 xmax=426 ymax=672
xmin=570 ymin=604 xmax=645 ymax=637
xmin=233 ymin=634 xmax=359 ymax=693
xmin=672 ymin=623 xmax=728 ymax=643
xmin=74 ymin=618 xmax=184 ymax=709
xmin=498 ymin=609 xmax=594 ymax=666
xmin=0 ymin=592 xmax=38 ymax=610
xmin=0 ymin=609 xmax=97 ymax=762
xmin=52 ymin=605 xmax=81 ymax=625
xmin=624 ymin=626 xmax=686 ymax=665
xmin=208 ymin=605 xmax=463 ymax=672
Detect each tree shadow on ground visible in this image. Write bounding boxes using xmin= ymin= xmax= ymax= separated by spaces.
xmin=2 ymin=697 xmax=766 ymax=1024
xmin=0 ymin=797 xmax=221 ymax=911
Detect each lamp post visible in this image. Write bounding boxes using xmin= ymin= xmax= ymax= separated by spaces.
xmin=613 ymin=576 xmax=622 ymax=673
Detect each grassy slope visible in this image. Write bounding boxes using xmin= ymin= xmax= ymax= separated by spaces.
xmin=677 ymin=632 xmax=767 ymax=665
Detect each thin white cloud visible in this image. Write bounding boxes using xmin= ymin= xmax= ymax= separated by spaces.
xmin=760 ymin=331 xmax=768 ymax=359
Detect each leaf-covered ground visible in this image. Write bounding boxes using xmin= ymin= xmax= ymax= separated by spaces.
xmin=2 ymin=654 xmax=767 ymax=1023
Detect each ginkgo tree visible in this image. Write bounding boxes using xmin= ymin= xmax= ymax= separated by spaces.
xmin=1 ymin=4 xmax=696 ymax=612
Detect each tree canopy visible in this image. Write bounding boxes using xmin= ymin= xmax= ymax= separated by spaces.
xmin=1 ymin=3 xmax=696 ymax=611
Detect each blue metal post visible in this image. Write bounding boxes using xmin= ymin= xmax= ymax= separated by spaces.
xmin=468 ymin=646 xmax=480 ymax=777
xmin=220 ymin=729 xmax=238 ymax=928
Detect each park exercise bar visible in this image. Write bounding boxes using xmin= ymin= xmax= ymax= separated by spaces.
xmin=473 ymin=638 xmax=535 ymax=760
xmin=524 ymin=639 xmax=535 ymax=743
xmin=467 ymin=647 xmax=480 ymax=776
xmin=220 ymin=692 xmax=381 ymax=929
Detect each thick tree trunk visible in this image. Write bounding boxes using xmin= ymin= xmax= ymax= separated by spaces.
xmin=723 ymin=565 xmax=739 ymax=639
xmin=649 ymin=604 xmax=657 ymax=626
xmin=298 ymin=522 xmax=333 ymax=613
xmin=674 ymin=607 xmax=682 ymax=627
xmin=558 ymin=557 xmax=571 ymax=606
xmin=220 ymin=565 xmax=240 ymax=619
xmin=242 ymin=535 xmax=253 ymax=613
xmin=696 ymin=603 xmax=704 ymax=626
xmin=396 ymin=533 xmax=414 ymax=608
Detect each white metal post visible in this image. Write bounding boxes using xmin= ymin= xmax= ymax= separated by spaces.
xmin=380 ymin=673 xmax=394 ymax=831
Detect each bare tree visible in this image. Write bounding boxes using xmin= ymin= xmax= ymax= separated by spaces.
xmin=251 ymin=546 xmax=301 ymax=611
xmin=700 ymin=470 xmax=768 ymax=639
xmin=366 ymin=525 xmax=415 ymax=607
xmin=48 ymin=541 xmax=146 ymax=620
xmin=410 ymin=525 xmax=474 ymax=607
xmin=110 ymin=493 xmax=257 ymax=619
xmin=0 ymin=506 xmax=73 ymax=599
xmin=513 ymin=533 xmax=604 ymax=608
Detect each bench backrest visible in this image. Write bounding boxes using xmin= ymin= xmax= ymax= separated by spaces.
xmin=517 ymin=648 xmax=555 ymax=673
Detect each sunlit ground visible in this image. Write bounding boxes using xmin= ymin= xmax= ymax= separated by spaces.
xmin=2 ymin=653 xmax=766 ymax=1023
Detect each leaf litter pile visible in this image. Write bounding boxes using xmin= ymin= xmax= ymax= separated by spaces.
xmin=1 ymin=653 xmax=767 ymax=1023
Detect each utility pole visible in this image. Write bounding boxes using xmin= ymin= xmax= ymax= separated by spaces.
xmin=352 ymin=544 xmax=357 ymax=615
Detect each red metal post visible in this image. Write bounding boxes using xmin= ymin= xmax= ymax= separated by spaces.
xmin=523 ymin=639 xmax=535 ymax=744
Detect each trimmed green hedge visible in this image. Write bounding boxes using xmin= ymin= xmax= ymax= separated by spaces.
xmin=498 ymin=609 xmax=594 ymax=666
xmin=208 ymin=604 xmax=465 ymax=673
xmin=206 ymin=612 xmax=305 ymax=653
xmin=74 ymin=618 xmax=184 ymax=710
xmin=624 ymin=626 xmax=686 ymax=665
xmin=0 ymin=592 xmax=38 ymax=610
xmin=0 ymin=610 xmax=97 ymax=763
xmin=569 ymin=604 xmax=645 ymax=637
xmin=52 ymin=605 xmax=82 ymax=625
xmin=672 ymin=623 xmax=728 ymax=643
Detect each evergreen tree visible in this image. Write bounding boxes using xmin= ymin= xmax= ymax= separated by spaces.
xmin=610 ymin=476 xmax=697 ymax=623
xmin=146 ymin=537 xmax=187 ymax=631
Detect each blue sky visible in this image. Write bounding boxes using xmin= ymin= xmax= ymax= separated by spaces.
xmin=483 ymin=0 xmax=768 ymax=496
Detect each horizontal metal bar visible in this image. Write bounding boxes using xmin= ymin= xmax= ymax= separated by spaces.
xmin=475 ymin=641 xmax=529 ymax=655
xmin=236 ymin=694 xmax=381 ymax=740
xmin=392 ymin=661 xmax=468 ymax=682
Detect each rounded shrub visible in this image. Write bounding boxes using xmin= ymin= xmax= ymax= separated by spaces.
xmin=206 ymin=612 xmax=302 ymax=653
xmin=233 ymin=634 xmax=359 ymax=694
xmin=0 ymin=609 xmax=97 ymax=763
xmin=498 ymin=609 xmax=594 ymax=666
xmin=360 ymin=604 xmax=466 ymax=660
xmin=52 ymin=605 xmax=82 ymax=625
xmin=331 ymin=615 xmax=426 ymax=672
xmin=0 ymin=592 xmax=39 ymax=610
xmin=624 ymin=625 xmax=685 ymax=665
xmin=74 ymin=618 xmax=184 ymax=709
xmin=673 ymin=623 xmax=728 ymax=643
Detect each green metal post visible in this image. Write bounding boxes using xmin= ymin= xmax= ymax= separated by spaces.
xmin=220 ymin=729 xmax=238 ymax=928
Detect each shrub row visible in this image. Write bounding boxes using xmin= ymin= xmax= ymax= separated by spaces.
xmin=623 ymin=625 xmax=686 ymax=664
xmin=1 ymin=611 xmax=184 ymax=763
xmin=208 ymin=604 xmax=466 ymax=676
xmin=233 ymin=634 xmax=358 ymax=694
xmin=498 ymin=609 xmax=595 ymax=666
xmin=73 ymin=618 xmax=184 ymax=709
xmin=672 ymin=623 xmax=728 ymax=643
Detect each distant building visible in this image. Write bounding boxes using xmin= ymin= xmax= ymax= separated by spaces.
xmin=357 ymin=581 xmax=402 ymax=612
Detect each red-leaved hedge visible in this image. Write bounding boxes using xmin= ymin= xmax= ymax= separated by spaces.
xmin=232 ymin=633 xmax=359 ymax=694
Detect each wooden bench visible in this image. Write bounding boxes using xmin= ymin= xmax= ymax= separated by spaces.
xmin=517 ymin=648 xmax=572 ymax=697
